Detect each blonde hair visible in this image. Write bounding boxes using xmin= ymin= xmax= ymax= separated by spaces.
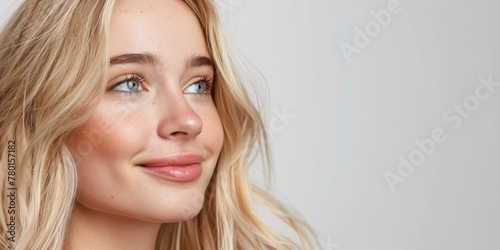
xmin=0 ymin=0 xmax=318 ymax=249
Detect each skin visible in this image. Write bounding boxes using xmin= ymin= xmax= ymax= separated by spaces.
xmin=65 ymin=0 xmax=224 ymax=249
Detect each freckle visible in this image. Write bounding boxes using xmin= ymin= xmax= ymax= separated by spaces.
xmin=111 ymin=196 xmax=114 ymax=199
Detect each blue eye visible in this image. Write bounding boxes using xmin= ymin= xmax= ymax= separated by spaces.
xmin=186 ymin=82 xmax=205 ymax=94
xmin=113 ymin=79 xmax=140 ymax=92
xmin=185 ymin=79 xmax=211 ymax=95
xmin=111 ymin=74 xmax=144 ymax=94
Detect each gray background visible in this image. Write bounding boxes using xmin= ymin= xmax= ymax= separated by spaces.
xmin=2 ymin=0 xmax=500 ymax=249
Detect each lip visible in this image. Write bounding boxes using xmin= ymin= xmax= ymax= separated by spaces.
xmin=138 ymin=153 xmax=203 ymax=182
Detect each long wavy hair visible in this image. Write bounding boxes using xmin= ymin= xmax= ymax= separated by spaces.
xmin=0 ymin=0 xmax=318 ymax=249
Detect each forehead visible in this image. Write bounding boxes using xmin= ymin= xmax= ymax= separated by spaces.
xmin=109 ymin=0 xmax=209 ymax=62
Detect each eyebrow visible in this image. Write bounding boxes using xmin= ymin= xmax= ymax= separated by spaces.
xmin=110 ymin=52 xmax=159 ymax=65
xmin=187 ymin=55 xmax=215 ymax=70
xmin=109 ymin=53 xmax=215 ymax=71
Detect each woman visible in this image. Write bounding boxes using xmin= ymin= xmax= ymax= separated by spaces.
xmin=0 ymin=0 xmax=317 ymax=249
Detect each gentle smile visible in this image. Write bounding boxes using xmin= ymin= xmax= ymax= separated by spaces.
xmin=138 ymin=153 xmax=204 ymax=182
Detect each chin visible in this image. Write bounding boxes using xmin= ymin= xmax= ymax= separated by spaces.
xmin=139 ymin=188 xmax=207 ymax=223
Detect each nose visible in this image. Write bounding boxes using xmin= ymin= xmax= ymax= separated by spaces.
xmin=156 ymin=92 xmax=203 ymax=140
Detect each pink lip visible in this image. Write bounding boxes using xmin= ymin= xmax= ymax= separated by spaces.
xmin=138 ymin=153 xmax=203 ymax=182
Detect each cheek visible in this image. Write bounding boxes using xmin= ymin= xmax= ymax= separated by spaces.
xmin=200 ymin=105 xmax=224 ymax=156
xmin=66 ymin=108 xmax=152 ymax=204
xmin=68 ymin=111 xmax=149 ymax=163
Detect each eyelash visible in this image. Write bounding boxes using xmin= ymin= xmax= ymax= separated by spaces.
xmin=110 ymin=73 xmax=146 ymax=96
xmin=109 ymin=74 xmax=214 ymax=96
xmin=194 ymin=76 xmax=214 ymax=96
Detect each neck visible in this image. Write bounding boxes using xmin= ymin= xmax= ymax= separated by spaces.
xmin=64 ymin=203 xmax=161 ymax=250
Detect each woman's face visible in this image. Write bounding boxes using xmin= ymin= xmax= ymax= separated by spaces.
xmin=66 ymin=0 xmax=223 ymax=223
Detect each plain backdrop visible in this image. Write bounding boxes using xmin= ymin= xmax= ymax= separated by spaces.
xmin=2 ymin=1 xmax=500 ymax=249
